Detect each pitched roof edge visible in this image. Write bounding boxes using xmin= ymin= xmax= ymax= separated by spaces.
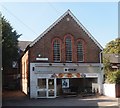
xmin=29 ymin=10 xmax=70 ymax=47
xmin=68 ymin=11 xmax=103 ymax=50
xmin=29 ymin=10 xmax=103 ymax=50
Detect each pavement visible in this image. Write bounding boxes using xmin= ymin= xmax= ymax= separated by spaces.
xmin=2 ymin=90 xmax=119 ymax=107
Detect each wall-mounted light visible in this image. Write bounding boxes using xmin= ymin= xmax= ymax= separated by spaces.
xmin=49 ymin=63 xmax=52 ymax=66
xmin=32 ymin=67 xmax=35 ymax=71
xmin=63 ymin=63 xmax=66 ymax=66
xmin=38 ymin=54 xmax=41 ymax=57
xmin=1 ymin=67 xmax=3 ymax=71
xmin=76 ymin=63 xmax=79 ymax=66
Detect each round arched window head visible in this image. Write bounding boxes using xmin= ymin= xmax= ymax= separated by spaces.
xmin=66 ymin=17 xmax=70 ymax=21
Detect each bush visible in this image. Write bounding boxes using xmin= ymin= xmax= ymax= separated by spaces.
xmin=105 ymin=70 xmax=120 ymax=84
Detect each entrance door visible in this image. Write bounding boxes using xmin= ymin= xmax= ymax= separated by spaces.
xmin=37 ymin=78 xmax=47 ymax=98
xmin=37 ymin=78 xmax=56 ymax=98
xmin=47 ymin=78 xmax=56 ymax=98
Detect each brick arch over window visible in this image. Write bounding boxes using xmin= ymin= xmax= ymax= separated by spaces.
xmin=52 ymin=38 xmax=61 ymax=62
xmin=64 ymin=34 xmax=74 ymax=62
xmin=76 ymin=39 xmax=85 ymax=62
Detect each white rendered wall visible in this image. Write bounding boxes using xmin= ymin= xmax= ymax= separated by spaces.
xmin=30 ymin=63 xmax=103 ymax=98
xmin=97 ymin=72 xmax=103 ymax=95
xmin=30 ymin=63 xmax=37 ymax=98
xmin=103 ymin=84 xmax=116 ymax=98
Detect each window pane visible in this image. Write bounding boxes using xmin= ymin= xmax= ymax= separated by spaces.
xmin=65 ymin=37 xmax=72 ymax=62
xmin=48 ymin=79 xmax=54 ymax=89
xmin=77 ymin=41 xmax=84 ymax=62
xmin=38 ymin=79 xmax=46 ymax=89
xmin=53 ymin=39 xmax=60 ymax=62
xmin=37 ymin=91 xmax=46 ymax=97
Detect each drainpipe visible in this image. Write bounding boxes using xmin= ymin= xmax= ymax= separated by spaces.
xmin=99 ymin=51 xmax=102 ymax=65
xmin=99 ymin=50 xmax=104 ymax=95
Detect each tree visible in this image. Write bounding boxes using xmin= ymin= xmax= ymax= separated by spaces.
xmin=1 ymin=17 xmax=21 ymax=84
xmin=105 ymin=70 xmax=120 ymax=84
xmin=103 ymin=38 xmax=120 ymax=84
xmin=104 ymin=38 xmax=120 ymax=54
xmin=2 ymin=16 xmax=21 ymax=69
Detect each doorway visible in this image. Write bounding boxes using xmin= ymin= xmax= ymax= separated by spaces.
xmin=37 ymin=78 xmax=56 ymax=98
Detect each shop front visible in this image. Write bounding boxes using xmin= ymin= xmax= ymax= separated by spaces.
xmin=30 ymin=63 xmax=103 ymax=98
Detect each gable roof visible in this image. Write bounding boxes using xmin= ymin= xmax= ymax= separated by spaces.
xmin=104 ymin=54 xmax=120 ymax=63
xmin=29 ymin=10 xmax=103 ymax=50
xmin=18 ymin=41 xmax=31 ymax=51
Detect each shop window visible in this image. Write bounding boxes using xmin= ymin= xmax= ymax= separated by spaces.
xmin=77 ymin=40 xmax=84 ymax=62
xmin=38 ymin=79 xmax=46 ymax=89
xmin=48 ymin=79 xmax=54 ymax=89
xmin=65 ymin=37 xmax=72 ymax=62
xmin=53 ymin=39 xmax=61 ymax=62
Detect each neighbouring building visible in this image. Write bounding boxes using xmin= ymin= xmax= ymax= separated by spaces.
xmin=18 ymin=41 xmax=31 ymax=56
xmin=21 ymin=10 xmax=104 ymax=98
xmin=2 ymin=41 xmax=31 ymax=90
xmin=18 ymin=41 xmax=31 ymax=90
xmin=103 ymin=54 xmax=120 ymax=98
xmin=104 ymin=54 xmax=120 ymax=71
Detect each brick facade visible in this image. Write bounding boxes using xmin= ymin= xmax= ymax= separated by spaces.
xmin=29 ymin=14 xmax=101 ymax=63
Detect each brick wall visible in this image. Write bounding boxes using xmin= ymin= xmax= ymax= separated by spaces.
xmin=29 ymin=14 xmax=101 ymax=63
xmin=21 ymin=50 xmax=29 ymax=94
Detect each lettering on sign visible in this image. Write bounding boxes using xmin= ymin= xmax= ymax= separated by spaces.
xmin=64 ymin=68 xmax=77 ymax=72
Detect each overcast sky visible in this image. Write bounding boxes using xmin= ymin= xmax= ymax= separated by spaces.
xmin=1 ymin=2 xmax=118 ymax=48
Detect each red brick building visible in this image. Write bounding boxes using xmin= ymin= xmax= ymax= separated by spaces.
xmin=21 ymin=10 xmax=103 ymax=98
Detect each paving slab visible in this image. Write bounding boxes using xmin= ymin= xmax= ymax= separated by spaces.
xmin=2 ymin=90 xmax=119 ymax=107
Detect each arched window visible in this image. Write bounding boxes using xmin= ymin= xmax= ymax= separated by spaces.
xmin=53 ymin=39 xmax=61 ymax=62
xmin=65 ymin=36 xmax=72 ymax=62
xmin=77 ymin=40 xmax=84 ymax=62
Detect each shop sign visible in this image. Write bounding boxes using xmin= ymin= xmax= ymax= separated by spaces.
xmin=85 ymin=73 xmax=98 ymax=78
xmin=36 ymin=58 xmax=48 ymax=61
xmin=57 ymin=73 xmax=97 ymax=78
xmin=57 ymin=73 xmax=80 ymax=78
xmin=62 ymin=79 xmax=69 ymax=88
xmin=64 ymin=68 xmax=77 ymax=72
